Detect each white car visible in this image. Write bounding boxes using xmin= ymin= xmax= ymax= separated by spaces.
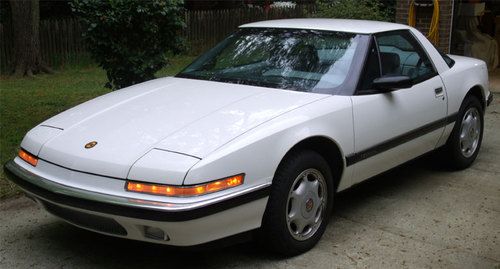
xmin=5 ymin=19 xmax=493 ymax=255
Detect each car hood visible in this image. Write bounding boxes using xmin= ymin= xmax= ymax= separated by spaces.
xmin=36 ymin=77 xmax=327 ymax=179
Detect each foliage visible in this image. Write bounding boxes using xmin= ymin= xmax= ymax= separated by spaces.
xmin=71 ymin=0 xmax=185 ymax=89
xmin=314 ymin=0 xmax=392 ymax=22
xmin=0 ymin=55 xmax=195 ymax=199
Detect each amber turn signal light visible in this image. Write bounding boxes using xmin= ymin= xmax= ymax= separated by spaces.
xmin=126 ymin=174 xmax=244 ymax=197
xmin=18 ymin=149 xmax=38 ymax=166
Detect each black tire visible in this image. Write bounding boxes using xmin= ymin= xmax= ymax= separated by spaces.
xmin=258 ymin=150 xmax=334 ymax=256
xmin=442 ymin=95 xmax=484 ymax=170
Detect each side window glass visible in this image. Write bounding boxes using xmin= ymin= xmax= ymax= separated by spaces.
xmin=376 ymin=31 xmax=436 ymax=82
xmin=359 ymin=39 xmax=381 ymax=92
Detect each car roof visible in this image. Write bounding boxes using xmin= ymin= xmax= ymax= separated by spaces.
xmin=240 ymin=18 xmax=412 ymax=34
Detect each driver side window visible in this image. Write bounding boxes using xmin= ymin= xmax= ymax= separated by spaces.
xmin=376 ymin=31 xmax=436 ymax=82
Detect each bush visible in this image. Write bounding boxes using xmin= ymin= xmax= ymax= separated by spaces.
xmin=71 ymin=0 xmax=185 ymax=89
xmin=314 ymin=0 xmax=392 ymax=22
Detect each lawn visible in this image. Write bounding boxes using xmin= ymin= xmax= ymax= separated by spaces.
xmin=0 ymin=55 xmax=195 ymax=199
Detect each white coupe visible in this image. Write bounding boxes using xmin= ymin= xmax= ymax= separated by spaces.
xmin=5 ymin=19 xmax=493 ymax=255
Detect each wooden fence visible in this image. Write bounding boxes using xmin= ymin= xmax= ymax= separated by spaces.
xmin=0 ymin=5 xmax=314 ymax=74
xmin=185 ymin=5 xmax=314 ymax=53
xmin=0 ymin=17 xmax=87 ymax=74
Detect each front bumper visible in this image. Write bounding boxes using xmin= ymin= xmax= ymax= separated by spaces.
xmin=4 ymin=160 xmax=270 ymax=246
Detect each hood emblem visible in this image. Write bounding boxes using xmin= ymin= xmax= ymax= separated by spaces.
xmin=84 ymin=141 xmax=98 ymax=149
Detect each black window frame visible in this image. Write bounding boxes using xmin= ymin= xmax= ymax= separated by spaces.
xmin=439 ymin=51 xmax=455 ymax=68
xmin=355 ymin=30 xmax=439 ymax=95
xmin=355 ymin=36 xmax=382 ymax=94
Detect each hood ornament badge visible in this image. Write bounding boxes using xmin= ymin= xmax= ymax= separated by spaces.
xmin=84 ymin=141 xmax=98 ymax=149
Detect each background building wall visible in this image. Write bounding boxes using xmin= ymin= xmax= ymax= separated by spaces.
xmin=396 ymin=0 xmax=454 ymax=53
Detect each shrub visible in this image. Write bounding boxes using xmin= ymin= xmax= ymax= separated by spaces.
xmin=71 ymin=0 xmax=185 ymax=89
xmin=314 ymin=0 xmax=392 ymax=22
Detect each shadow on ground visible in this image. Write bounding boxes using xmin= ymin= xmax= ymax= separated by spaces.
xmin=2 ymin=155 xmax=444 ymax=268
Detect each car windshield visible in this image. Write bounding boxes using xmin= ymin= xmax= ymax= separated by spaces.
xmin=177 ymin=28 xmax=361 ymax=93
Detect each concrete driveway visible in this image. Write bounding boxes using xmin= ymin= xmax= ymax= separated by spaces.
xmin=1 ymin=95 xmax=499 ymax=269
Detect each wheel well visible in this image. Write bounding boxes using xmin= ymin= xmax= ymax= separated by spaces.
xmin=279 ymin=136 xmax=344 ymax=191
xmin=467 ymin=86 xmax=485 ymax=110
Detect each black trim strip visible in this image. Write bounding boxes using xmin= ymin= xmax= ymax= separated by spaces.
xmin=153 ymin=148 xmax=202 ymax=160
xmin=3 ymin=163 xmax=270 ymax=222
xmin=39 ymin=124 xmax=64 ymax=130
xmin=345 ymin=113 xmax=458 ymax=166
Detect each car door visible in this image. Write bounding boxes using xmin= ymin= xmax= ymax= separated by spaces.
xmin=349 ymin=30 xmax=447 ymax=185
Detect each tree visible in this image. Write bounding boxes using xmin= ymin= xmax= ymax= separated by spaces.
xmin=314 ymin=0 xmax=391 ymax=22
xmin=71 ymin=0 xmax=185 ymax=90
xmin=9 ymin=0 xmax=52 ymax=76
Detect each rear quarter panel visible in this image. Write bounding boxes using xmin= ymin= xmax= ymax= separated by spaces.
xmin=410 ymin=27 xmax=489 ymax=111
xmin=441 ymin=55 xmax=489 ymax=114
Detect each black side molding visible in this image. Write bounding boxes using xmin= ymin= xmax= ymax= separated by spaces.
xmin=3 ymin=162 xmax=270 ymax=222
xmin=346 ymin=113 xmax=458 ymax=166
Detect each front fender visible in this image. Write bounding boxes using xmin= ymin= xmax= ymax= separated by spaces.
xmin=183 ymin=95 xmax=354 ymax=190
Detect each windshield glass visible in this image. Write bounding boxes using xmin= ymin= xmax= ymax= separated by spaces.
xmin=177 ymin=28 xmax=361 ymax=93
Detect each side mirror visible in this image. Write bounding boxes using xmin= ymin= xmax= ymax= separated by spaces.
xmin=372 ymin=76 xmax=412 ymax=92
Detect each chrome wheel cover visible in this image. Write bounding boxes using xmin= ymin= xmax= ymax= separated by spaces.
xmin=459 ymin=107 xmax=481 ymax=158
xmin=286 ymin=168 xmax=327 ymax=241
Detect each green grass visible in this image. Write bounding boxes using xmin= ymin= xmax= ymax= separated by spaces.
xmin=0 ymin=55 xmax=195 ymax=199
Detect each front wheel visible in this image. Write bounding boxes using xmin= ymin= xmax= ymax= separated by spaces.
xmin=442 ymin=95 xmax=484 ymax=169
xmin=258 ymin=150 xmax=334 ymax=256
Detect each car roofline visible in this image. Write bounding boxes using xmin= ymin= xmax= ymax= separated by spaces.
xmin=239 ymin=18 xmax=412 ymax=35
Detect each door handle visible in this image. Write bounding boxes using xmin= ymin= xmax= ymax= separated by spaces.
xmin=434 ymin=87 xmax=445 ymax=99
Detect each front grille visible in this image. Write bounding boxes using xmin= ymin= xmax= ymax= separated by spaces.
xmin=43 ymin=201 xmax=128 ymax=236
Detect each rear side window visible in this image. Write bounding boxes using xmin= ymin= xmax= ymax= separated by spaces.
xmin=375 ymin=30 xmax=437 ymax=83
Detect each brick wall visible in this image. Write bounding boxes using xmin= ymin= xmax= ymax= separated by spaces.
xmin=396 ymin=0 xmax=454 ymax=53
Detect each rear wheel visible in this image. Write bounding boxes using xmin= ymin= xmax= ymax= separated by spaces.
xmin=442 ymin=95 xmax=484 ymax=169
xmin=259 ymin=150 xmax=334 ymax=256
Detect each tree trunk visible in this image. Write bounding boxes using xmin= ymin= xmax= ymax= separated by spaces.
xmin=9 ymin=0 xmax=52 ymax=76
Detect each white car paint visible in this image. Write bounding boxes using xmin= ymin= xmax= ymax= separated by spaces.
xmin=8 ymin=19 xmax=490 ymax=247
xmin=128 ymin=149 xmax=200 ymax=185
xmin=241 ymin=18 xmax=412 ymax=35
xmin=183 ymin=95 xmax=355 ymax=187
xmin=31 ymin=78 xmax=326 ymax=180
xmin=350 ymin=75 xmax=447 ymax=184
